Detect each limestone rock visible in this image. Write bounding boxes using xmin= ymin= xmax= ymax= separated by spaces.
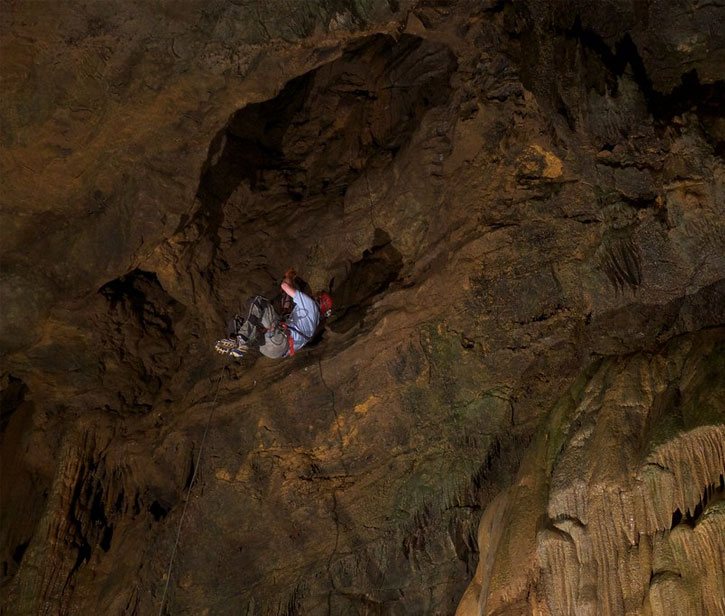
xmin=463 ymin=330 xmax=725 ymax=616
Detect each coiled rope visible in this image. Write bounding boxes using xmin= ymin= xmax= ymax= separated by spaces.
xmin=158 ymin=365 xmax=226 ymax=616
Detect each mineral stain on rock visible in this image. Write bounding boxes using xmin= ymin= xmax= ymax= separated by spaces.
xmin=1 ymin=1 xmax=724 ymax=615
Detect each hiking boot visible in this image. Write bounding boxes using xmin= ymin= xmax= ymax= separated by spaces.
xmin=214 ymin=338 xmax=248 ymax=357
xmin=214 ymin=338 xmax=236 ymax=355
xmin=229 ymin=347 xmax=245 ymax=359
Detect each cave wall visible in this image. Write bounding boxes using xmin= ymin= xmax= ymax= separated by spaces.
xmin=1 ymin=1 xmax=724 ymax=615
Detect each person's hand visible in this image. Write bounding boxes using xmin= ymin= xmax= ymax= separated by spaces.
xmin=284 ymin=268 xmax=296 ymax=285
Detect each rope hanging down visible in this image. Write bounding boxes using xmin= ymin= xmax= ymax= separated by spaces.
xmin=158 ymin=366 xmax=226 ymax=616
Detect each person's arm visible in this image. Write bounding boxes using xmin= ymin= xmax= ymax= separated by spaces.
xmin=281 ymin=281 xmax=296 ymax=297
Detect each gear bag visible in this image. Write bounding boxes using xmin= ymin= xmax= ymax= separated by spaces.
xmin=317 ymin=291 xmax=333 ymax=318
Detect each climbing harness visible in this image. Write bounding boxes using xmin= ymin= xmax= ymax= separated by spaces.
xmin=158 ymin=366 xmax=226 ymax=616
xmin=277 ymin=320 xmax=295 ymax=356
xmin=274 ymin=320 xmax=315 ymax=357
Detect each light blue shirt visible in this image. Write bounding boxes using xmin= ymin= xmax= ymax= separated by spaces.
xmin=286 ymin=291 xmax=320 ymax=353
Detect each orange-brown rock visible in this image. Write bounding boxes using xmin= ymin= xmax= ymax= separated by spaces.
xmin=1 ymin=1 xmax=724 ymax=615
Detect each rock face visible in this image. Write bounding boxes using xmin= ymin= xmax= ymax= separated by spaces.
xmin=1 ymin=1 xmax=723 ymax=615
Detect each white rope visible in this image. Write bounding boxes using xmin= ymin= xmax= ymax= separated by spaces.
xmin=158 ymin=366 xmax=226 ymax=616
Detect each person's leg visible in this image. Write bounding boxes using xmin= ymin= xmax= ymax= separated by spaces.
xmin=257 ymin=302 xmax=289 ymax=358
xmin=258 ymin=301 xmax=281 ymax=330
xmin=226 ymin=314 xmax=245 ymax=338
xmin=258 ymin=332 xmax=289 ymax=358
xmin=233 ymin=296 xmax=271 ymax=345
xmin=215 ymin=296 xmax=273 ymax=356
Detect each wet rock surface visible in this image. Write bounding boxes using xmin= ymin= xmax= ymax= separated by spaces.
xmin=1 ymin=1 xmax=724 ymax=615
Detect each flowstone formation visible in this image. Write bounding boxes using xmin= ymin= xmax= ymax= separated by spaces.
xmin=457 ymin=332 xmax=725 ymax=615
xmin=1 ymin=1 xmax=724 ymax=615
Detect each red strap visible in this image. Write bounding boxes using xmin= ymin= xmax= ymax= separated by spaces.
xmin=279 ymin=321 xmax=295 ymax=356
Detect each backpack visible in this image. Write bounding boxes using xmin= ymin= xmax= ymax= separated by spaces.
xmin=317 ymin=291 xmax=333 ymax=318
